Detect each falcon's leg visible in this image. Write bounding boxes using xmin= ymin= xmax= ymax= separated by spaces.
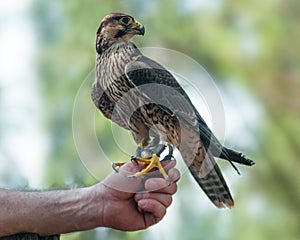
xmin=128 ymin=143 xmax=174 ymax=184
xmin=129 ymin=155 xmax=172 ymax=184
xmin=110 ymin=145 xmax=164 ymax=173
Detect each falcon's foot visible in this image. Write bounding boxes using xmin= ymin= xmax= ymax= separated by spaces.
xmin=128 ymin=154 xmax=172 ymax=185
xmin=112 ymin=155 xmax=142 ymax=172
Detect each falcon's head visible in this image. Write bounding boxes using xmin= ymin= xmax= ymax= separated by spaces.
xmin=96 ymin=13 xmax=145 ymax=54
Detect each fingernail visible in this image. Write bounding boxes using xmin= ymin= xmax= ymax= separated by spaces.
xmin=170 ymin=169 xmax=180 ymax=181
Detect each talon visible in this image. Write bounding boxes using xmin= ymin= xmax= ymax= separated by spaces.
xmin=156 ymin=144 xmax=167 ymax=157
xmin=162 ymin=154 xmax=175 ymax=161
xmin=112 ymin=162 xmax=126 ymax=173
xmin=131 ymin=156 xmax=138 ymax=165
xmin=167 ymin=144 xmax=173 ymax=156
xmin=112 ymin=163 xmax=119 ymax=173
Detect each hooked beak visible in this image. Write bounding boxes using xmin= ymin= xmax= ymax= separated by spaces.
xmin=132 ymin=20 xmax=145 ymax=36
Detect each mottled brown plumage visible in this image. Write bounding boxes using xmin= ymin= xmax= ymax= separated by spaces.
xmin=92 ymin=13 xmax=254 ymax=208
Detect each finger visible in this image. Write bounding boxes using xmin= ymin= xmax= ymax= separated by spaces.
xmin=144 ymin=167 xmax=180 ymax=192
xmin=168 ymin=168 xmax=181 ymax=183
xmin=135 ymin=192 xmax=172 ymax=208
xmin=145 ymin=179 xmax=178 ymax=195
xmin=138 ymin=199 xmax=166 ymax=225
xmin=146 ymin=168 xmax=180 ymax=185
xmin=161 ymin=159 xmax=176 ymax=172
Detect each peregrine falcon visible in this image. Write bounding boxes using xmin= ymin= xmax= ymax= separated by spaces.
xmin=92 ymin=13 xmax=254 ymax=208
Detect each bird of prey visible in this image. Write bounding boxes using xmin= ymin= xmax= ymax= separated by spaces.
xmin=92 ymin=13 xmax=254 ymax=208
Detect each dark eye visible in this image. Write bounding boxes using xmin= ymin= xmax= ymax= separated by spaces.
xmin=120 ymin=17 xmax=132 ymax=25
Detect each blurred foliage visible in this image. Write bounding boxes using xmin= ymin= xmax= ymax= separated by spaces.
xmin=29 ymin=0 xmax=300 ymax=239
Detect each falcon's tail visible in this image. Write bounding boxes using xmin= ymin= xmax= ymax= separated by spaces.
xmin=219 ymin=147 xmax=255 ymax=166
xmin=178 ymin=127 xmax=234 ymax=208
xmin=188 ymin=150 xmax=234 ymax=208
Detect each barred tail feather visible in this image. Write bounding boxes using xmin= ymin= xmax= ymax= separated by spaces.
xmin=188 ymin=150 xmax=234 ymax=208
xmin=177 ymin=126 xmax=234 ymax=208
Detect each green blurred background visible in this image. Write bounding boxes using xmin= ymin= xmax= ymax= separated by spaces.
xmin=0 ymin=0 xmax=300 ymax=239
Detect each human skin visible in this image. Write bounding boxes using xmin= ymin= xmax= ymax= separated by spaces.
xmin=0 ymin=160 xmax=180 ymax=236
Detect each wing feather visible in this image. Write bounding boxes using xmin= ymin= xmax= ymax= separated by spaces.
xmin=124 ymin=54 xmax=234 ymax=207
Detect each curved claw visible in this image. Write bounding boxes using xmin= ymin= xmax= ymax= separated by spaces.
xmin=131 ymin=156 xmax=139 ymax=165
xmin=162 ymin=143 xmax=175 ymax=161
xmin=166 ymin=143 xmax=173 ymax=156
xmin=162 ymin=154 xmax=175 ymax=161
xmin=156 ymin=144 xmax=167 ymax=157
xmin=112 ymin=162 xmax=126 ymax=173
xmin=112 ymin=163 xmax=119 ymax=173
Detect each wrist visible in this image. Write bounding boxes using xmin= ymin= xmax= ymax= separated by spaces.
xmin=29 ymin=186 xmax=106 ymax=234
xmin=87 ymin=184 xmax=106 ymax=228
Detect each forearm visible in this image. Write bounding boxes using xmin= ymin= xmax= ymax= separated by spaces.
xmin=0 ymin=186 xmax=103 ymax=237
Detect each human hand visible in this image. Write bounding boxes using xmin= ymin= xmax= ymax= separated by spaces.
xmin=96 ymin=160 xmax=180 ymax=231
